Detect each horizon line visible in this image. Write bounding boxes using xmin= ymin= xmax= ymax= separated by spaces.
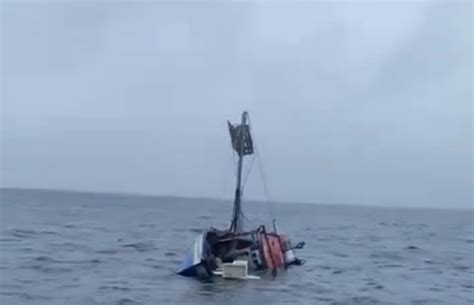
xmin=0 ymin=186 xmax=471 ymax=212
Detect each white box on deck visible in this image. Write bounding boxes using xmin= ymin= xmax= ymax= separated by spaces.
xmin=222 ymin=260 xmax=248 ymax=279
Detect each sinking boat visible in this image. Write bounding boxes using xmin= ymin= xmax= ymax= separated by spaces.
xmin=177 ymin=111 xmax=305 ymax=280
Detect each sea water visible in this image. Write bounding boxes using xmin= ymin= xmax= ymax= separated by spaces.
xmin=0 ymin=188 xmax=472 ymax=305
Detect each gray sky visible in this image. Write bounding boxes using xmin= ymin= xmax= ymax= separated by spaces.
xmin=1 ymin=1 xmax=472 ymax=209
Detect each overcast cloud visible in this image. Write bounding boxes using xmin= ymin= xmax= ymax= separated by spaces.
xmin=1 ymin=1 xmax=472 ymax=209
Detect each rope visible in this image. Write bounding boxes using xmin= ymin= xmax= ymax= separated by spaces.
xmin=247 ymin=115 xmax=276 ymax=223
xmin=242 ymin=153 xmax=255 ymax=188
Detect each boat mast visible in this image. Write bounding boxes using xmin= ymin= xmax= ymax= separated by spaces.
xmin=230 ymin=111 xmax=248 ymax=233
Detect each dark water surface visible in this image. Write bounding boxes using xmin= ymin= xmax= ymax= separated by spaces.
xmin=0 ymin=188 xmax=472 ymax=305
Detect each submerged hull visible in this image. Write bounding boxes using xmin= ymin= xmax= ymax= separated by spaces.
xmin=177 ymin=227 xmax=302 ymax=279
xmin=177 ymin=233 xmax=212 ymax=278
